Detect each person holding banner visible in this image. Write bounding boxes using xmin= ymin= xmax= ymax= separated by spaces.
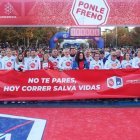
xmin=1 ymin=48 xmax=15 ymax=70
xmin=24 ymin=49 xmax=30 ymax=65
xmin=49 ymin=49 xmax=60 ymax=70
xmin=15 ymin=53 xmax=27 ymax=71
xmin=85 ymin=49 xmax=93 ymax=65
xmin=27 ymin=49 xmax=41 ymax=70
xmin=89 ymin=53 xmax=104 ymax=69
xmin=72 ymin=51 xmax=89 ymax=70
xmin=70 ymin=46 xmax=77 ymax=61
xmin=132 ymin=49 xmax=140 ymax=68
xmin=58 ymin=48 xmax=73 ymax=70
xmin=104 ymin=51 xmax=121 ymax=69
xmin=42 ymin=53 xmax=53 ymax=70
xmin=0 ymin=50 xmax=6 ymax=69
xmin=0 ymin=50 xmax=6 ymax=59
xmin=121 ymin=53 xmax=132 ymax=69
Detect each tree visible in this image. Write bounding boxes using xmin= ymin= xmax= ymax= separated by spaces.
xmin=131 ymin=27 xmax=140 ymax=47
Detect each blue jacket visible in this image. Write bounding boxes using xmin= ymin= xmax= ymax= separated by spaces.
xmin=72 ymin=60 xmax=89 ymax=70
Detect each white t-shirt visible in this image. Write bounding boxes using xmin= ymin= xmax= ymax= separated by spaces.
xmin=104 ymin=59 xmax=121 ymax=69
xmin=49 ymin=56 xmax=60 ymax=69
xmin=85 ymin=56 xmax=93 ymax=65
xmin=42 ymin=61 xmax=50 ymax=70
xmin=89 ymin=60 xmax=104 ymax=69
xmin=132 ymin=57 xmax=140 ymax=68
xmin=27 ymin=56 xmax=41 ymax=70
xmin=1 ymin=56 xmax=15 ymax=70
xmin=58 ymin=56 xmax=73 ymax=70
xmin=14 ymin=61 xmax=27 ymax=71
xmin=24 ymin=57 xmax=30 ymax=65
xmin=121 ymin=60 xmax=132 ymax=69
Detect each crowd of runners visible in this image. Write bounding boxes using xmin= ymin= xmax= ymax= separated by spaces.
xmin=0 ymin=46 xmax=139 ymax=71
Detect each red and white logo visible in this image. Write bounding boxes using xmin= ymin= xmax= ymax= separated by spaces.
xmin=53 ymin=62 xmax=57 ymax=66
xmin=4 ymin=2 xmax=14 ymax=15
xmin=94 ymin=66 xmax=99 ymax=69
xmin=108 ymin=79 xmax=114 ymax=87
xmin=19 ymin=65 xmax=24 ymax=69
xmin=71 ymin=0 xmax=110 ymax=26
xmin=107 ymin=76 xmax=123 ymax=89
xmin=30 ymin=63 xmax=35 ymax=68
xmin=66 ymin=62 xmax=71 ymax=66
xmin=126 ymin=65 xmax=132 ymax=69
xmin=7 ymin=62 xmax=12 ymax=67
xmin=112 ymin=63 xmax=117 ymax=68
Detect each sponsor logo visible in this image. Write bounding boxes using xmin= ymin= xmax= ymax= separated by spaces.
xmin=94 ymin=66 xmax=99 ymax=69
xmin=30 ymin=63 xmax=35 ymax=68
xmin=19 ymin=65 xmax=24 ymax=69
xmin=6 ymin=62 xmax=12 ymax=67
xmin=0 ymin=114 xmax=46 ymax=140
xmin=66 ymin=62 xmax=71 ymax=66
xmin=107 ymin=76 xmax=123 ymax=89
xmin=71 ymin=0 xmax=110 ymax=26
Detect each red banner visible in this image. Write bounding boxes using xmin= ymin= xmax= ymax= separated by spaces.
xmin=0 ymin=69 xmax=140 ymax=100
xmin=0 ymin=0 xmax=139 ymax=26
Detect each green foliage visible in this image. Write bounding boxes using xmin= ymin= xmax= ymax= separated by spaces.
xmin=0 ymin=27 xmax=139 ymax=48
xmin=102 ymin=27 xmax=139 ymax=48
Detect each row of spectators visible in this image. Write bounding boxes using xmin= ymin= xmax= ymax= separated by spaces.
xmin=0 ymin=47 xmax=140 ymax=71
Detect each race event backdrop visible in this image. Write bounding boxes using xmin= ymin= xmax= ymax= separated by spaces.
xmin=0 ymin=0 xmax=139 ymax=26
xmin=0 ymin=69 xmax=140 ymax=100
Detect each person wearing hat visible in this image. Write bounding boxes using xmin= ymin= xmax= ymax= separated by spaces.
xmin=104 ymin=51 xmax=121 ymax=69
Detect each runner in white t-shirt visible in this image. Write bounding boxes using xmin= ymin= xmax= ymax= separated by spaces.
xmin=27 ymin=49 xmax=41 ymax=70
xmin=132 ymin=50 xmax=140 ymax=68
xmin=85 ymin=49 xmax=93 ymax=65
xmin=89 ymin=53 xmax=104 ymax=69
xmin=1 ymin=48 xmax=15 ymax=70
xmin=49 ymin=49 xmax=60 ymax=70
xmin=104 ymin=51 xmax=121 ymax=69
xmin=121 ymin=53 xmax=132 ymax=69
xmin=59 ymin=48 xmax=73 ymax=70
xmin=15 ymin=53 xmax=27 ymax=71
xmin=24 ymin=50 xmax=30 ymax=65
